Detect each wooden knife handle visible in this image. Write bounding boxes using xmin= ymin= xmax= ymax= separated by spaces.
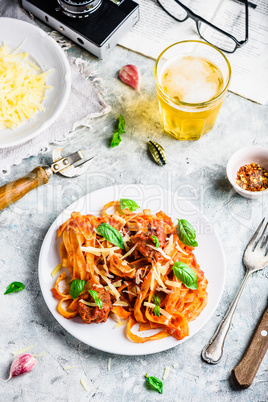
xmin=0 ymin=166 xmax=50 ymax=211
xmin=232 ymin=305 xmax=268 ymax=388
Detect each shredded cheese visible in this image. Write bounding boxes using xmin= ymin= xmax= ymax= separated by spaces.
xmin=0 ymin=43 xmax=51 ymax=129
xmin=150 ymin=270 xmax=155 ymax=291
xmin=157 ymin=261 xmax=170 ymax=276
xmin=51 ymin=263 xmax=62 ymax=278
xmin=94 ymin=266 xmax=114 ymax=279
xmin=98 ymin=273 xmax=120 ymax=299
xmin=147 ymin=245 xmax=172 ymax=260
xmin=120 ymin=244 xmax=137 ymax=260
xmin=165 ymin=280 xmax=182 ymax=289
xmin=176 ymin=242 xmax=189 ymax=255
xmin=163 ymin=366 xmax=170 ymax=380
xmin=113 ymin=300 xmax=129 ymax=307
xmin=122 ymin=289 xmax=137 ymax=297
xmin=79 ymin=299 xmax=97 ymax=307
xmin=105 ymin=280 xmax=122 ymax=290
xmin=164 ymin=234 xmax=174 ymax=255
xmin=112 ymin=215 xmax=126 ymax=226
xmin=153 ymin=264 xmax=166 ymax=290
xmin=80 ymin=378 xmax=89 ymax=391
xmin=144 ymin=302 xmax=172 ymax=321
xmin=123 ymin=234 xmax=130 ymax=250
xmin=156 ymin=287 xmax=171 ymax=294
xmin=80 ymin=245 xmax=120 ymax=256
xmin=107 ymin=358 xmax=112 ymax=371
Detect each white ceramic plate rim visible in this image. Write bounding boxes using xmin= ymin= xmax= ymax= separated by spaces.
xmin=38 ymin=184 xmax=226 ymax=356
xmin=0 ymin=18 xmax=71 ymax=148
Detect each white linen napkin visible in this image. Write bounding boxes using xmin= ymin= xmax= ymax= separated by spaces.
xmin=0 ymin=0 xmax=111 ymax=178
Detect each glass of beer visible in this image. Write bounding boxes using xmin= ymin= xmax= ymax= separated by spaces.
xmin=154 ymin=41 xmax=231 ymax=141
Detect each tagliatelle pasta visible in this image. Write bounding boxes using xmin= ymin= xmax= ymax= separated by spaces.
xmin=52 ymin=201 xmax=208 ymax=343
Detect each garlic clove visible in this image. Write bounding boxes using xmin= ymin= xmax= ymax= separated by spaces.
xmin=6 ymin=353 xmax=37 ymax=381
xmin=119 ymin=64 xmax=141 ymax=91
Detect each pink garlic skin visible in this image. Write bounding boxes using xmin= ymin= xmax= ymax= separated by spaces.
xmin=10 ymin=354 xmax=36 ymax=378
xmin=119 ymin=64 xmax=141 ymax=91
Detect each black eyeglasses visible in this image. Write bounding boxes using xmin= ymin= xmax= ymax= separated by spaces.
xmin=157 ymin=0 xmax=249 ymax=53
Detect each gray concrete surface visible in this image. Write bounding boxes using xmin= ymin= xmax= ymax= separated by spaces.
xmin=0 ymin=20 xmax=267 ymax=402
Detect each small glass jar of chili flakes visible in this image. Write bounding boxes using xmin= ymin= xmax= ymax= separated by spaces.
xmin=236 ymin=163 xmax=268 ymax=192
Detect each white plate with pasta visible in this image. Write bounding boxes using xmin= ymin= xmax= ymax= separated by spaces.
xmin=38 ymin=184 xmax=226 ymax=355
xmin=0 ymin=18 xmax=71 ymax=148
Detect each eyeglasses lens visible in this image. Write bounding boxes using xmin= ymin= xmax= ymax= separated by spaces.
xmin=158 ymin=0 xmax=188 ymax=21
xmin=198 ymin=22 xmax=237 ymax=52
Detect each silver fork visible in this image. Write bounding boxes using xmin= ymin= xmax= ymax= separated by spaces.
xmin=202 ymin=218 xmax=268 ymax=364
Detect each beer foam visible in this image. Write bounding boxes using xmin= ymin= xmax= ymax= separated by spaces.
xmin=161 ymin=56 xmax=223 ymax=104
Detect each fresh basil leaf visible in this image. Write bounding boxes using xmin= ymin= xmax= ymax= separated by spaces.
xmin=145 ymin=374 xmax=163 ymax=394
xmin=152 ymin=235 xmax=160 ymax=249
xmin=69 ymin=279 xmax=87 ymax=299
xmin=118 ymin=114 xmax=126 ymax=133
xmin=110 ymin=131 xmax=121 ymax=148
xmin=153 ymin=305 xmax=161 ymax=317
xmin=119 ymin=198 xmax=140 ymax=212
xmin=177 ymin=219 xmax=198 ymax=247
xmin=88 ymin=290 xmax=103 ymax=309
xmin=152 ymin=294 xmax=160 ymax=306
xmin=110 ymin=114 xmax=126 ymax=148
xmin=96 ymin=223 xmax=124 ymax=249
xmin=4 ymin=281 xmax=25 ymax=295
xmin=172 ymin=261 xmax=198 ymax=290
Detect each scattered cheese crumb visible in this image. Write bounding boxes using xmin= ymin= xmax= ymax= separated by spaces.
xmin=12 ymin=343 xmax=38 ymax=356
xmin=173 ymin=363 xmax=178 ymax=368
xmin=51 ymin=263 xmax=62 ymax=278
xmin=32 ymin=352 xmax=46 ymax=358
xmin=107 ymin=358 xmax=112 ymax=371
xmin=80 ymin=377 xmax=89 ymax=391
xmin=114 ymin=318 xmax=128 ymax=329
xmin=163 ymin=366 xmax=170 ymax=380
xmin=64 ymin=365 xmax=78 ymax=370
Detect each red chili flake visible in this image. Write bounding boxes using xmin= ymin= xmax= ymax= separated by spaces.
xmin=236 ymin=163 xmax=268 ymax=192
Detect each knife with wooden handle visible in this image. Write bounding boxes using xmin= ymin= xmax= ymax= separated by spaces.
xmin=232 ymin=303 xmax=268 ymax=388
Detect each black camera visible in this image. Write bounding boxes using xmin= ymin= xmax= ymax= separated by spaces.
xmin=21 ymin=0 xmax=139 ymax=59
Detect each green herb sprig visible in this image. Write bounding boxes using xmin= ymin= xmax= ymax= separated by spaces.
xmin=152 ymin=235 xmax=160 ymax=249
xmin=88 ymin=290 xmax=103 ymax=309
xmin=4 ymin=282 xmax=25 ymax=295
xmin=145 ymin=374 xmax=163 ymax=394
xmin=119 ymin=198 xmax=140 ymax=212
xmin=172 ymin=261 xmax=198 ymax=290
xmin=177 ymin=219 xmax=198 ymax=247
xmin=96 ymin=223 xmax=124 ymax=249
xmin=110 ymin=114 xmax=126 ymax=148
xmin=69 ymin=279 xmax=87 ymax=299
xmin=152 ymin=294 xmax=161 ymax=317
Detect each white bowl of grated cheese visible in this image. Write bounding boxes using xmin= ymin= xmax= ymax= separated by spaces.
xmin=0 ymin=18 xmax=71 ymax=148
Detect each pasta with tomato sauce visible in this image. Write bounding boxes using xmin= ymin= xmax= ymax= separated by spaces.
xmin=52 ymin=200 xmax=208 ymax=343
